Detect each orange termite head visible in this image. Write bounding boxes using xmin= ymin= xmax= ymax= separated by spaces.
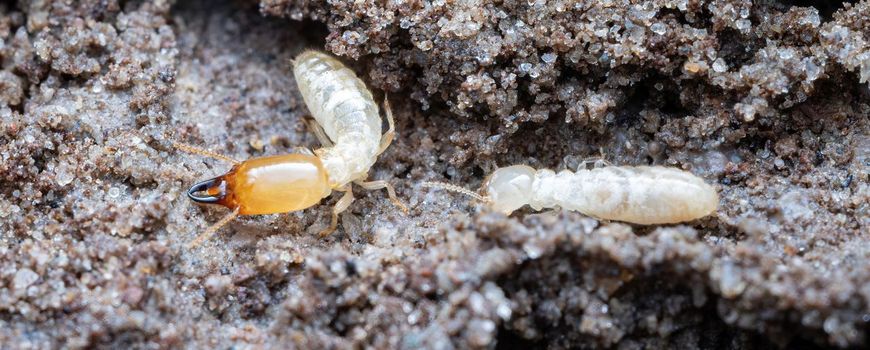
xmin=186 ymin=154 xmax=332 ymax=216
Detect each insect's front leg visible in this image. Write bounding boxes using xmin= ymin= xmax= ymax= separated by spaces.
xmin=320 ymin=184 xmax=354 ymax=237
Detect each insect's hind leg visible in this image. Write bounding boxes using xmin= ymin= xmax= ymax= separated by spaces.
xmin=355 ymin=179 xmax=409 ymax=214
xmin=376 ymin=95 xmax=396 ymax=156
xmin=304 ymin=117 xmax=334 ymax=147
xmin=319 ymin=185 xmax=354 ymax=237
xmin=292 ymin=146 xmax=315 ymax=156
xmin=172 ymin=141 xmax=240 ymax=165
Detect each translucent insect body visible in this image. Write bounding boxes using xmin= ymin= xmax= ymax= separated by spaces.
xmin=425 ymin=164 xmax=719 ymax=225
xmin=178 ymin=51 xmax=407 ymax=247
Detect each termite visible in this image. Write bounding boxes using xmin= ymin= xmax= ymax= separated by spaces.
xmin=175 ymin=50 xmax=408 ymax=247
xmin=422 ymin=162 xmax=719 ymax=224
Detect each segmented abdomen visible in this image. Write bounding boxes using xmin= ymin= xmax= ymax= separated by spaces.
xmin=293 ymin=51 xmax=382 ymax=187
xmin=535 ymin=166 xmax=718 ymax=224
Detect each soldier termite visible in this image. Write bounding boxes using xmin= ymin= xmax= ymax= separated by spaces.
xmin=423 ymin=163 xmax=719 ymax=225
xmin=176 ymin=50 xmax=408 ymax=247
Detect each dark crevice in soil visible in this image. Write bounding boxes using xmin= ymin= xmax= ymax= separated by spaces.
xmin=776 ymin=0 xmax=858 ymax=20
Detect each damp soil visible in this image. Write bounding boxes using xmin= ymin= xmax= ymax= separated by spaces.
xmin=0 ymin=0 xmax=867 ymax=348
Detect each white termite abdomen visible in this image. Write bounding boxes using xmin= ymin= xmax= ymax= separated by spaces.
xmin=485 ymin=165 xmax=719 ymax=224
xmin=292 ymin=50 xmax=381 ymax=187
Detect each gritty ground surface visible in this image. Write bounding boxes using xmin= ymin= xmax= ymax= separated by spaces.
xmin=0 ymin=0 xmax=868 ymax=348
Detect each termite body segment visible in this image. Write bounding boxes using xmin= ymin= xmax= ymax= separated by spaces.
xmin=427 ymin=165 xmax=719 ymax=225
xmin=180 ymin=50 xmax=407 ymax=247
xmin=293 ymin=50 xmax=383 ymax=187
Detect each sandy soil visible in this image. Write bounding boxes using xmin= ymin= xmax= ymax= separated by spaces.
xmin=0 ymin=0 xmax=867 ymax=348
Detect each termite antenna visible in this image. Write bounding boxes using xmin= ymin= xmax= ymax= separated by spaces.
xmin=172 ymin=141 xmax=241 ymax=165
xmin=187 ymin=207 xmax=240 ymax=248
xmin=421 ymin=181 xmax=490 ymax=203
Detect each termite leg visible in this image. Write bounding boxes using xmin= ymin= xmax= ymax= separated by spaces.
xmin=304 ymin=117 xmax=334 ymax=147
xmin=595 ymin=148 xmax=612 ymax=168
xmin=319 ymin=185 xmax=354 ymax=237
xmin=578 ymin=157 xmax=613 ymax=170
xmin=376 ymin=95 xmax=396 ymax=156
xmin=355 ymin=179 xmax=409 ymax=214
xmin=593 ymin=158 xmax=612 ymax=168
xmin=292 ymin=146 xmax=315 ymax=156
xmin=187 ymin=207 xmax=240 ymax=248
xmin=172 ymin=141 xmax=240 ymax=165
